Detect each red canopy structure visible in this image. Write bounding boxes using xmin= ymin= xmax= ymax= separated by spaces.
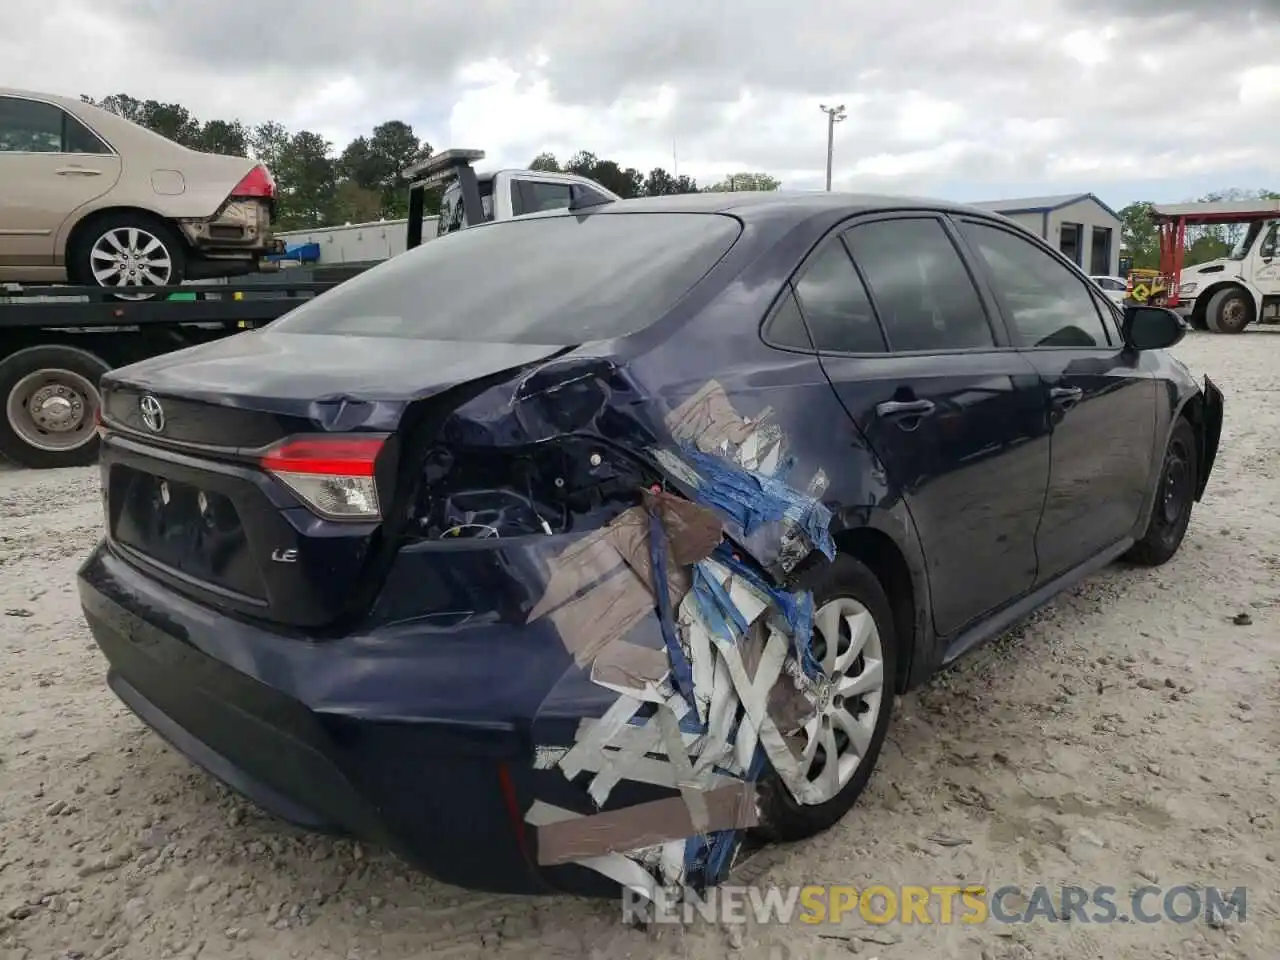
xmin=1150 ymin=199 xmax=1280 ymax=305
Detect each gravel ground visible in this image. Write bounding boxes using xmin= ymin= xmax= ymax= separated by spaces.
xmin=1 ymin=330 xmax=1277 ymax=960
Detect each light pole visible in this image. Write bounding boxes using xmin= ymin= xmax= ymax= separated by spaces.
xmin=819 ymin=103 xmax=846 ymax=192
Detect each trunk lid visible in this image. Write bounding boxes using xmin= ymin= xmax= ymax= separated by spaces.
xmin=100 ymin=330 xmax=570 ymax=628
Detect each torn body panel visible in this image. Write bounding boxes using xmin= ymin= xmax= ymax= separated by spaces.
xmin=177 ymin=197 xmax=274 ymax=258
xmin=409 ymin=360 xmax=846 ymax=896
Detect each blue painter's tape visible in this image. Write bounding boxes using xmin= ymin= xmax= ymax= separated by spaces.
xmin=693 ymin=564 xmax=750 ymax=639
xmin=690 ymin=573 xmax=737 ymax=645
xmin=680 ymin=446 xmax=836 ymax=561
xmin=703 ymin=829 xmax=741 ymax=886
xmin=708 ymin=545 xmax=823 ymax=680
xmin=648 ymin=507 xmax=696 ymax=707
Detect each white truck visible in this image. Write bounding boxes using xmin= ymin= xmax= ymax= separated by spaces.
xmin=275 ymin=150 xmax=620 ymax=268
xmin=1156 ymin=199 xmax=1280 ymax=334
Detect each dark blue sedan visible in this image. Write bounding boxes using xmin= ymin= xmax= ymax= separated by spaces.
xmin=78 ymin=191 xmax=1223 ymax=901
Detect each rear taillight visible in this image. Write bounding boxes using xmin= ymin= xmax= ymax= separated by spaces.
xmin=261 ymin=435 xmax=386 ymax=521
xmin=231 ymin=164 xmax=275 ymax=199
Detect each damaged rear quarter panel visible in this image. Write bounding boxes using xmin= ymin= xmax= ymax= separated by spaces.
xmin=370 ymin=230 xmax=932 ymax=896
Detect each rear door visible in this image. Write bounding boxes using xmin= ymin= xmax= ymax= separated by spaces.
xmin=0 ymin=95 xmax=120 ymax=268
xmin=800 ymin=213 xmax=1051 ymax=638
xmin=954 ymin=217 xmax=1157 ymax=582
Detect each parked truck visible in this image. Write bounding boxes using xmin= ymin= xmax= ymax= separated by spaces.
xmin=272 ymin=152 xmax=619 ymax=269
xmin=1152 ymin=198 xmax=1280 ymax=333
xmin=0 ymin=149 xmax=618 ymax=468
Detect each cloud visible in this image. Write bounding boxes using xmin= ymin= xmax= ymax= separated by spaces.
xmin=4 ymin=0 xmax=1278 ymax=204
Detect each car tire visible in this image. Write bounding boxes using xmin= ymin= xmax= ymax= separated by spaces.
xmin=753 ymin=553 xmax=897 ymax=843
xmin=68 ymin=213 xmax=187 ymax=299
xmin=1205 ymin=287 xmax=1252 ymax=335
xmin=0 ymin=344 xmax=110 ymax=468
xmin=1124 ymin=418 xmax=1199 ymax=567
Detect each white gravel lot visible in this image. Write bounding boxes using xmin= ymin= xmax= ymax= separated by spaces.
xmin=1 ymin=330 xmax=1277 ymax=960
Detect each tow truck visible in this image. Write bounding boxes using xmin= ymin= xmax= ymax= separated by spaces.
xmin=1151 ymin=198 xmax=1280 ymax=334
xmin=0 ymin=150 xmax=616 ymax=469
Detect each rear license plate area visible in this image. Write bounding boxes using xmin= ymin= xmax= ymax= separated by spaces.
xmin=109 ymin=464 xmax=265 ymax=600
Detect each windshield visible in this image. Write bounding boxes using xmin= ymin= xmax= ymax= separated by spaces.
xmin=271 ymin=212 xmax=742 ymax=344
xmin=1229 ymin=220 xmax=1266 ymax=260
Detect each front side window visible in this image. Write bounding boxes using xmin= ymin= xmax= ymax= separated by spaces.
xmin=843 ymin=218 xmax=995 ymax=352
xmin=273 ymin=212 xmax=742 ymax=344
xmin=1260 ymin=223 xmax=1278 ymax=260
xmin=960 ymin=220 xmax=1112 ymax=348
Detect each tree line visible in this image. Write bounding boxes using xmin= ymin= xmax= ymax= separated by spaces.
xmin=81 ymin=94 xmax=780 ymax=231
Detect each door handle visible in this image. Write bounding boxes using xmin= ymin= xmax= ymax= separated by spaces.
xmin=876 ymin=399 xmax=936 ymax=419
xmin=1049 ymin=386 xmax=1084 ymax=409
xmin=54 ymin=166 xmax=102 ymax=176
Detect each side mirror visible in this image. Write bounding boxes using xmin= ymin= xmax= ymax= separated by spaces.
xmin=1122 ymin=305 xmax=1185 ymax=351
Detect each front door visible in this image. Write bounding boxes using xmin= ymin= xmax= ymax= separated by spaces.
xmin=799 ymin=214 xmax=1052 ymax=638
xmin=0 ymin=96 xmax=120 ymax=270
xmin=956 ymin=217 xmax=1157 ymax=582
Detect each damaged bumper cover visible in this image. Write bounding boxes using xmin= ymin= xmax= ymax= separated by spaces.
xmin=178 ymin=198 xmax=274 ymax=258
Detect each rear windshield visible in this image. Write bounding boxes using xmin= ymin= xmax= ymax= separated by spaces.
xmin=272 ymin=212 xmax=742 ymax=344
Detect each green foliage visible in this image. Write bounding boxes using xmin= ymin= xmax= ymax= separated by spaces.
xmin=705 ymin=172 xmax=781 ymax=193
xmin=79 ymin=93 xmax=787 ymax=228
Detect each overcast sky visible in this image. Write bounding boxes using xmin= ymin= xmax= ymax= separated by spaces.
xmin=5 ymin=0 xmax=1278 ymax=208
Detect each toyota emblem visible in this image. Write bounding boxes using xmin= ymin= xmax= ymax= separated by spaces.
xmin=139 ymin=395 xmax=165 ymax=433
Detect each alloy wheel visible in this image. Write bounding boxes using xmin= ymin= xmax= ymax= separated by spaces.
xmin=89 ymin=226 xmax=174 ymax=297
xmin=797 ymin=596 xmax=887 ymax=804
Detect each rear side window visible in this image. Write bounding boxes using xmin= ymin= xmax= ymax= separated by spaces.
xmin=843 ymin=218 xmax=994 ymax=352
xmin=272 ymin=212 xmax=742 ymax=344
xmin=513 ymin=180 xmax=575 ymax=215
xmin=0 ymin=97 xmax=110 ymax=154
xmin=0 ymin=97 xmax=61 ymax=152
xmin=960 ymin=221 xmax=1111 ymax=348
xmin=793 ymin=241 xmax=886 ymax=353
xmin=763 ymin=289 xmax=814 ymax=350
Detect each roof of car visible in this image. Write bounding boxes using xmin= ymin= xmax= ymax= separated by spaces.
xmin=0 ymin=86 xmax=84 ymax=109
xmin=572 ymin=190 xmax=1011 ymax=230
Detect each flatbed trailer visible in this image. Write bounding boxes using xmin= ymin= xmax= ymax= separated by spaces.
xmin=0 ymin=147 xmax=614 ymax=469
xmin=0 ymin=281 xmax=350 ymax=468
xmin=1151 ymin=199 xmax=1280 ymax=333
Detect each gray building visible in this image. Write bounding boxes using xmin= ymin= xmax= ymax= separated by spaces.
xmin=969 ymin=193 xmax=1123 ymax=278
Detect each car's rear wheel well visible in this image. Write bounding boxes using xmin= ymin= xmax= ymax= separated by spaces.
xmin=831 ymin=527 xmax=915 ymax=693
xmin=65 ymin=207 xmax=188 ymax=265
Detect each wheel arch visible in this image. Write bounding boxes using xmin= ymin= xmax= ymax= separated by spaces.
xmin=60 ymin=205 xmax=188 ymax=267
xmin=1192 ymin=279 xmax=1260 ymax=326
xmin=830 ymin=524 xmax=929 ymax=694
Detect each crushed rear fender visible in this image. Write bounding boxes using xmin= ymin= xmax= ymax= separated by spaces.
xmin=404 ymin=356 xmax=840 ymax=897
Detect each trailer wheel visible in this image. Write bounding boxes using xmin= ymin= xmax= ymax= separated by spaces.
xmin=1205 ymin=287 xmax=1253 ymax=334
xmin=0 ymin=345 xmax=110 ymax=468
xmin=68 ymin=212 xmax=187 ymax=300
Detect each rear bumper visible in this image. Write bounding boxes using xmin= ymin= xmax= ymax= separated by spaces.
xmin=77 ymin=541 xmax=613 ymax=896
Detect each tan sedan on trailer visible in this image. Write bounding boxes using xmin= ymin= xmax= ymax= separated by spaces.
xmin=0 ymin=87 xmax=280 ymax=291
